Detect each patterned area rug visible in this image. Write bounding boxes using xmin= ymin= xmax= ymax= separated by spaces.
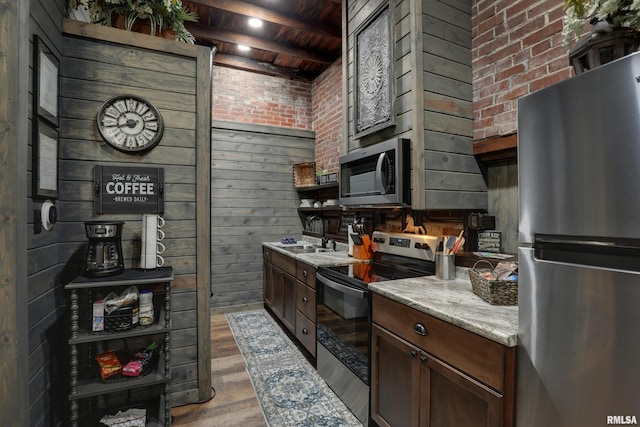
xmin=226 ymin=310 xmax=364 ymax=427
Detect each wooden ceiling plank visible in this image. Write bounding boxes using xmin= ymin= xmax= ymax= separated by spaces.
xmin=187 ymin=23 xmax=336 ymax=64
xmin=187 ymin=0 xmax=341 ymax=39
xmin=213 ymin=52 xmax=314 ymax=80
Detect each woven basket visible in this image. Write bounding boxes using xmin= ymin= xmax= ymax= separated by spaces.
xmin=293 ymin=162 xmax=316 ymax=187
xmin=468 ymin=260 xmax=518 ymax=306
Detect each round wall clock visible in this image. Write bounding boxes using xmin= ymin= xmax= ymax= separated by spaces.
xmin=97 ymin=95 xmax=164 ymax=153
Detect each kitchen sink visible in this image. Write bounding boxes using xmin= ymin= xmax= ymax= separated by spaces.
xmin=279 ymin=245 xmax=335 ymax=254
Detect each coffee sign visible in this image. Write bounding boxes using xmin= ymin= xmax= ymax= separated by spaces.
xmin=94 ymin=165 xmax=164 ymax=214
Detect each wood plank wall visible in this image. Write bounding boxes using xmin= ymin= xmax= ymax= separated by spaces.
xmin=61 ymin=20 xmax=212 ymax=407
xmin=2 ymin=0 xmax=32 ymax=425
xmin=344 ymin=0 xmax=487 ymax=211
xmin=27 ymin=2 xmax=68 ymax=426
xmin=210 ymin=121 xmax=315 ymax=310
xmin=487 ymin=159 xmax=518 ymax=254
xmin=421 ymin=0 xmax=487 ymax=210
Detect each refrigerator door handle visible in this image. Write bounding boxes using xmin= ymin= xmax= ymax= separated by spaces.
xmin=534 ymin=234 xmax=640 ymax=273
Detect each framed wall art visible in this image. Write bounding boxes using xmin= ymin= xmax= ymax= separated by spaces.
xmin=33 ymin=117 xmax=59 ymax=199
xmin=33 ymin=35 xmax=60 ymax=128
xmin=354 ymin=4 xmax=395 ymax=138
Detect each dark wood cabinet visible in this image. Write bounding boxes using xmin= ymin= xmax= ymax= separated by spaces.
xmin=371 ymin=293 xmax=515 ymax=427
xmin=264 ymin=248 xmax=296 ymax=332
xmin=294 ymin=260 xmax=316 ymax=357
xmin=263 ymin=246 xmax=317 ymax=357
xmin=282 ymin=271 xmax=296 ymax=331
xmin=422 ymin=353 xmax=502 ymax=427
xmin=262 ymin=248 xmax=275 ymax=307
xmin=272 ymin=267 xmax=285 ymax=319
xmin=371 ymin=324 xmax=421 ymax=427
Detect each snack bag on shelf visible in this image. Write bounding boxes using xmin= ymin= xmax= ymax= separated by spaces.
xmin=95 ymin=350 xmax=122 ymax=380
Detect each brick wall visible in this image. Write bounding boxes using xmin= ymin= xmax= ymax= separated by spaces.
xmin=212 ymin=66 xmax=313 ymax=130
xmin=472 ymin=0 xmax=574 ymax=141
xmin=312 ymin=58 xmax=343 ymax=174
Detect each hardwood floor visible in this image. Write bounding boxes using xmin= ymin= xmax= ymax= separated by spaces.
xmin=171 ymin=313 xmax=267 ymax=426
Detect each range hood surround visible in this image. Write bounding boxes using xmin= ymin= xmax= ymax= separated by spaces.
xmin=343 ymin=0 xmax=487 ymax=211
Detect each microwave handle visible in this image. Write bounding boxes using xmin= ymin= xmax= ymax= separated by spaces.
xmin=375 ymin=152 xmax=388 ymax=194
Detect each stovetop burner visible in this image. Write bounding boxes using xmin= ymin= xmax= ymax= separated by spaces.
xmin=317 ymin=231 xmax=442 ymax=289
xmin=318 ymin=253 xmax=436 ymax=288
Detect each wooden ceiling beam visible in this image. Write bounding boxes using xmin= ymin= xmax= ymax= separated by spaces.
xmin=187 ymin=0 xmax=341 ymax=39
xmin=187 ymin=23 xmax=336 ymax=64
xmin=213 ymin=52 xmax=314 ymax=80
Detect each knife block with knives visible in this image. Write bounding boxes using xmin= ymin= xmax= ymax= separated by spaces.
xmin=351 ymin=233 xmax=372 ymax=260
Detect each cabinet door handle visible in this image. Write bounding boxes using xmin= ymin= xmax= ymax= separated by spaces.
xmin=302 ymin=296 xmax=308 ymax=303
xmin=410 ymin=350 xmax=418 ymax=358
xmin=413 ymin=323 xmax=428 ymax=336
xmin=303 ymin=270 xmax=308 ymax=277
xmin=420 ymin=354 xmax=427 ymax=363
xmin=302 ymin=328 xmax=308 ymax=335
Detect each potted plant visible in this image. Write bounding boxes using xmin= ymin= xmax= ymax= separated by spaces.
xmin=563 ymin=0 xmax=640 ymax=45
xmin=68 ymin=0 xmax=198 ymax=44
xmin=562 ymin=0 xmax=640 ymax=73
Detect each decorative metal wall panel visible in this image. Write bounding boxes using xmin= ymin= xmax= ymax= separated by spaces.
xmin=355 ymin=6 xmax=394 ymax=137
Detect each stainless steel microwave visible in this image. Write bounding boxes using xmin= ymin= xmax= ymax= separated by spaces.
xmin=339 ymin=138 xmax=410 ymax=206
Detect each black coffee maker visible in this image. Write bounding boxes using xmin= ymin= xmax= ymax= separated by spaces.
xmin=83 ymin=221 xmax=125 ymax=278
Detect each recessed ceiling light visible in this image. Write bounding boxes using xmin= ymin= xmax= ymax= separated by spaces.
xmin=238 ymin=45 xmax=251 ymax=52
xmin=248 ymin=18 xmax=263 ymax=28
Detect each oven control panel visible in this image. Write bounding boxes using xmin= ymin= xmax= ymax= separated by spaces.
xmin=389 ymin=236 xmax=411 ymax=248
xmin=372 ymin=231 xmax=443 ymax=261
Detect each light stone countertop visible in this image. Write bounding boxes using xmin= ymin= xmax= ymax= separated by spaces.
xmin=369 ymin=267 xmax=519 ymax=347
xmin=262 ymin=240 xmax=518 ymax=347
xmin=263 ymin=239 xmax=367 ymax=268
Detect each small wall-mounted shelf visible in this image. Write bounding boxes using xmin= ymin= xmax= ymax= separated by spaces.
xmin=298 ymin=206 xmax=342 ymax=213
xmin=295 ymin=183 xmax=345 ymax=242
xmin=473 ymin=133 xmax=517 ymax=163
xmin=294 ymin=182 xmax=338 ymax=192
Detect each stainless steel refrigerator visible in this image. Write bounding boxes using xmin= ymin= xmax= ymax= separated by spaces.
xmin=517 ymin=52 xmax=640 ymax=426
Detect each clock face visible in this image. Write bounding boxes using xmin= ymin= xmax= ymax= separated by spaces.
xmin=97 ymin=95 xmax=164 ymax=153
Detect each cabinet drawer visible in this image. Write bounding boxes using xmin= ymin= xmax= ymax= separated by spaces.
xmin=295 ymin=310 xmax=316 ymax=357
xmin=372 ymin=293 xmax=506 ymax=392
xmin=296 ymin=261 xmax=316 ymax=289
xmin=295 ymin=281 xmax=316 ymax=322
xmin=271 ymin=250 xmax=296 ymax=276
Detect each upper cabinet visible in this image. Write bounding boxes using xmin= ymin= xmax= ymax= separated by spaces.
xmin=343 ymin=0 xmax=487 ymax=211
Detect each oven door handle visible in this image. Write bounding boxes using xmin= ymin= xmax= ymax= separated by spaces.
xmin=317 ymin=273 xmax=367 ymax=299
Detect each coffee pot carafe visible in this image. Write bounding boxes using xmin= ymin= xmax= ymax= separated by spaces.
xmin=84 ymin=221 xmax=124 ymax=278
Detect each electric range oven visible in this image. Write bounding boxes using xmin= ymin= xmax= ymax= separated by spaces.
xmin=316 ymin=231 xmax=442 ymax=426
